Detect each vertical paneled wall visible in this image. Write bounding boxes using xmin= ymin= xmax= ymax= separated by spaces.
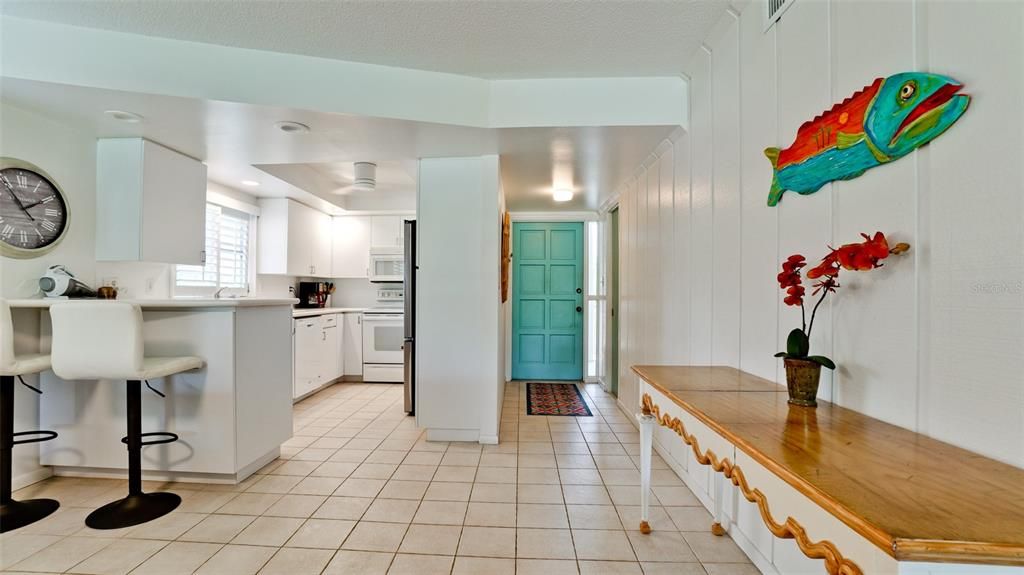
xmin=614 ymin=0 xmax=1023 ymax=467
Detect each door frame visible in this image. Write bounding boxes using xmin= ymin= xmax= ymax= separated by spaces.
xmin=607 ymin=207 xmax=619 ymax=396
xmin=506 ymin=213 xmax=598 ymax=383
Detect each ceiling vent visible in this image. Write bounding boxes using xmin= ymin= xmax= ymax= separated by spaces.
xmin=764 ymin=0 xmax=796 ymax=32
xmin=351 ymin=162 xmax=377 ymax=192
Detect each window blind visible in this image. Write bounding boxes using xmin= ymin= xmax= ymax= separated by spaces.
xmin=175 ymin=203 xmax=250 ymax=290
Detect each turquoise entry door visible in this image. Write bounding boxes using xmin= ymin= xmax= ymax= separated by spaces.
xmin=512 ymin=222 xmax=584 ymax=381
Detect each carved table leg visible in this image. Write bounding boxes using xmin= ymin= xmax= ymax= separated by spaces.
xmin=638 ymin=410 xmax=655 ymax=535
xmin=712 ymin=466 xmax=726 ymax=536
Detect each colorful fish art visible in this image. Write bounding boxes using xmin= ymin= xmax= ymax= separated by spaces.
xmin=765 ymin=72 xmax=969 ymax=206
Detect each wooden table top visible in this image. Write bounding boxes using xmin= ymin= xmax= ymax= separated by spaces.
xmin=633 ymin=365 xmax=1024 ymax=566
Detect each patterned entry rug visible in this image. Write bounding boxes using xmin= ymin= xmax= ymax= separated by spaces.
xmin=526 ymin=382 xmax=593 ymax=416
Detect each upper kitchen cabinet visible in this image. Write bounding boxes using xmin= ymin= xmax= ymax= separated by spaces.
xmin=332 ymin=215 xmax=372 ymax=278
xmin=95 ymin=138 xmax=207 ymax=265
xmin=370 ymin=214 xmax=414 ymax=249
xmin=258 ymin=198 xmax=333 ymax=277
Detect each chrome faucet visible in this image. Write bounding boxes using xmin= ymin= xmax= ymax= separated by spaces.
xmin=214 ymin=287 xmax=229 ymax=299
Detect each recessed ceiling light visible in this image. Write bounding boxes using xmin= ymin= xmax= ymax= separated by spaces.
xmin=553 ymin=189 xmax=574 ymax=202
xmin=241 ymin=180 xmax=260 ymax=187
xmin=104 ymin=110 xmax=144 ymax=123
xmin=275 ymin=121 xmax=311 ymax=134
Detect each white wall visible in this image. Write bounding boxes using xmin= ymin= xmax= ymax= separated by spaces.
xmin=615 ymin=0 xmax=1024 ymax=468
xmin=417 ymin=156 xmax=504 ymax=443
xmin=0 ymin=102 xmax=99 ymax=486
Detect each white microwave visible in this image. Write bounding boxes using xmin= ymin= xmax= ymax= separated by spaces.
xmin=369 ymin=248 xmax=404 ymax=283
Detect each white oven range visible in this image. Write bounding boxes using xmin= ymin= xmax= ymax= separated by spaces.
xmin=362 ymin=308 xmax=404 ymax=382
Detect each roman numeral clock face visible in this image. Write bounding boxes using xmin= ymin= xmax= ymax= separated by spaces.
xmin=0 ymin=161 xmax=69 ymax=257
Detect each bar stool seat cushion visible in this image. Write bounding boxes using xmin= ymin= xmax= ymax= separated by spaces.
xmin=0 ymin=353 xmax=51 ymax=377
xmin=138 ymin=357 xmax=204 ymax=380
xmin=50 ymin=302 xmax=203 ymax=381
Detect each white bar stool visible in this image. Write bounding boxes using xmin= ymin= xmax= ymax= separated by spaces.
xmin=0 ymin=299 xmax=60 ymax=533
xmin=50 ymin=301 xmax=203 ymax=530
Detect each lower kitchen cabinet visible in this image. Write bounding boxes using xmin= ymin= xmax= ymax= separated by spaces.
xmin=293 ymin=313 xmax=345 ymax=400
xmin=343 ymin=312 xmax=363 ymax=377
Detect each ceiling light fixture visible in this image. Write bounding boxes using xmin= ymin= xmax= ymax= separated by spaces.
xmin=351 ymin=162 xmax=378 ymax=193
xmin=104 ymin=110 xmax=144 ymax=123
xmin=241 ymin=180 xmax=260 ymax=187
xmin=553 ymin=189 xmax=574 ymax=202
xmin=275 ymin=121 xmax=311 ymax=134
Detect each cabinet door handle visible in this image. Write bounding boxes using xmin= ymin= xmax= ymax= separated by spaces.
xmin=200 ymin=250 xmax=206 ymax=264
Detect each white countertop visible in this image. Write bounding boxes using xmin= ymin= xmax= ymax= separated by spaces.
xmin=292 ymin=307 xmax=366 ymax=318
xmin=7 ymin=297 xmax=300 ymax=309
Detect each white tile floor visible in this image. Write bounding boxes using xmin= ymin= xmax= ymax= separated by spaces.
xmin=2 ymin=382 xmax=757 ymax=574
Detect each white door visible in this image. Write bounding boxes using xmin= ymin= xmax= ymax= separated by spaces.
xmin=311 ymin=210 xmax=333 ymax=277
xmin=286 ymin=202 xmax=314 ymax=277
xmin=322 ymin=319 xmax=340 ymax=381
xmin=293 ymin=317 xmax=323 ymax=398
xmin=333 ymin=216 xmax=372 ymax=278
xmin=140 ymin=140 xmax=207 ymax=265
xmin=371 ymin=216 xmax=401 ymax=248
xmin=343 ymin=313 xmax=363 ymax=376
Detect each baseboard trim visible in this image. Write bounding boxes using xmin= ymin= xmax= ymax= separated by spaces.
xmin=616 ymin=398 xmax=640 ymax=430
xmin=478 ymin=434 xmax=499 ymax=445
xmin=51 ymin=447 xmax=281 ymax=485
xmin=13 ymin=467 xmax=53 ymax=491
xmin=426 ymin=428 xmax=480 ymax=442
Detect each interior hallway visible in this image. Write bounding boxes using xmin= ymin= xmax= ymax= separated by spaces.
xmin=1 ymin=382 xmax=755 ymax=574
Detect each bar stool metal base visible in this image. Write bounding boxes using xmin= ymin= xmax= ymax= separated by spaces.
xmin=85 ymin=492 xmax=181 ymax=530
xmin=0 ymin=498 xmax=60 ymax=533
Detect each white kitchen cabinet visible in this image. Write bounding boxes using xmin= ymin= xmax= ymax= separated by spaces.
xmin=322 ymin=314 xmax=342 ymax=381
xmin=371 ymin=214 xmax=415 ymax=248
xmin=371 ymin=215 xmax=402 ymax=248
xmin=96 ymin=138 xmax=207 ymax=265
xmin=332 ymin=216 xmax=372 ymax=278
xmin=293 ymin=316 xmax=323 ymax=399
xmin=258 ymin=198 xmax=333 ymax=277
xmin=343 ymin=312 xmax=363 ymax=377
xmin=293 ymin=313 xmax=345 ymax=400
xmin=312 ymin=211 xmax=333 ymax=277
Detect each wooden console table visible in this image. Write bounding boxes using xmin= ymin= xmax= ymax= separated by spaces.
xmin=633 ymin=365 xmax=1024 ymax=575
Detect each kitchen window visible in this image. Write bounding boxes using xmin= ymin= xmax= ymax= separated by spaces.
xmin=175 ymin=202 xmax=253 ymax=295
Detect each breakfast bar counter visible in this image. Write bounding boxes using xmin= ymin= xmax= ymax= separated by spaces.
xmin=633 ymin=365 xmax=1024 ymax=574
xmin=9 ymin=298 xmax=298 ymax=484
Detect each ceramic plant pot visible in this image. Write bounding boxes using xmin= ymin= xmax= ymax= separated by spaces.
xmin=783 ymin=358 xmax=822 ymax=407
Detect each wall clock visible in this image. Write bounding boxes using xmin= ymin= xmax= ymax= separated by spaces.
xmin=0 ymin=158 xmax=70 ymax=258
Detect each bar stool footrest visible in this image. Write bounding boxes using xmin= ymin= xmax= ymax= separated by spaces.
xmin=12 ymin=429 xmax=58 ymax=445
xmin=120 ymin=432 xmax=179 ymax=447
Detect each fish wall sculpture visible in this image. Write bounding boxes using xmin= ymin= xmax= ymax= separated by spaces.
xmin=765 ymin=72 xmax=969 ymax=206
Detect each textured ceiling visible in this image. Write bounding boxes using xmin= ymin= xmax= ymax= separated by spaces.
xmin=0 ymin=0 xmax=729 ymax=79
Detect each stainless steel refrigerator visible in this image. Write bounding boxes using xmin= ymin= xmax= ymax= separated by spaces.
xmin=402 ymin=219 xmax=416 ymax=414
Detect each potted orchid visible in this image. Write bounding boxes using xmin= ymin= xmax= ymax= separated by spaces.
xmin=775 ymin=232 xmax=910 ymax=407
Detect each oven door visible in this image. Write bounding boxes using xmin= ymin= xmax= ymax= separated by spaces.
xmin=362 ymin=313 xmax=405 ymax=364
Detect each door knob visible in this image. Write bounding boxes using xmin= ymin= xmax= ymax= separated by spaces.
xmin=576 ymin=306 xmax=582 ymax=313
xmin=576 ymin=288 xmax=582 ymax=294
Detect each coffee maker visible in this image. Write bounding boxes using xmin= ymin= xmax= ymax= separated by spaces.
xmin=297 ymin=282 xmax=332 ymax=308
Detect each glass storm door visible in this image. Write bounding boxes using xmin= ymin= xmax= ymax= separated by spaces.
xmin=511 ymin=222 xmax=584 ymax=380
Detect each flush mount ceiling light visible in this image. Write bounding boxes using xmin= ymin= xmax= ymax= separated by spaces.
xmin=241 ymin=180 xmax=260 ymax=187
xmin=351 ymin=162 xmax=378 ymax=192
xmin=274 ymin=121 xmax=310 ymax=134
xmin=104 ymin=110 xmax=144 ymax=123
xmin=553 ymin=188 xmax=574 ymax=202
